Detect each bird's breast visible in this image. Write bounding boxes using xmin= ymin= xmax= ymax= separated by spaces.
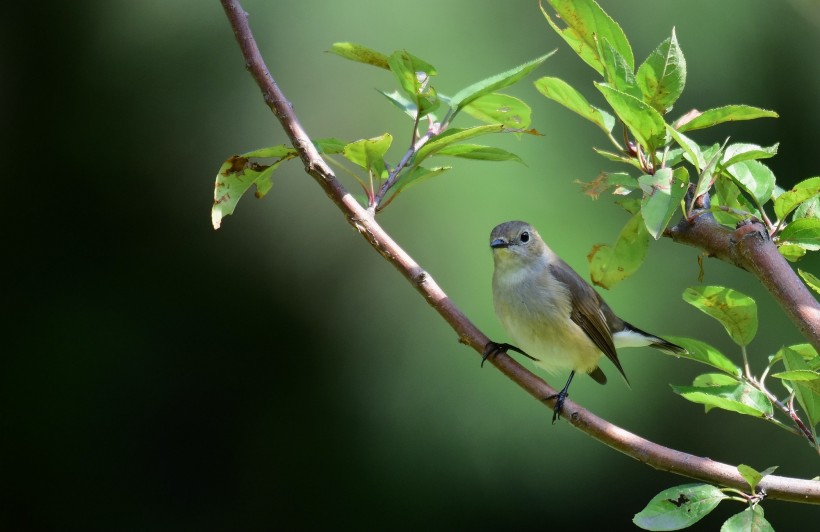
xmin=492 ymin=269 xmax=603 ymax=374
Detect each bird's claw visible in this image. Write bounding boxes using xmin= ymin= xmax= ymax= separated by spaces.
xmin=481 ymin=341 xmax=537 ymax=367
xmin=545 ymin=390 xmax=568 ymax=424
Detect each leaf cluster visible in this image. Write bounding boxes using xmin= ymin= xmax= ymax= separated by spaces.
xmin=637 ymin=284 xmax=820 ymax=530
xmin=633 ymin=472 xmax=775 ymax=531
xmin=537 ymin=0 xmax=820 ymax=294
xmin=670 ymin=286 xmax=820 ymax=440
xmin=212 ymin=44 xmax=554 ymax=227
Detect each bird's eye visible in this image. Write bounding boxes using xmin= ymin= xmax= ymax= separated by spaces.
xmin=520 ymin=231 xmax=530 ymax=243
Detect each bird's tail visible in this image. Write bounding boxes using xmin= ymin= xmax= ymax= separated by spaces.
xmin=649 ymin=336 xmax=687 ymax=355
xmin=620 ymin=322 xmax=687 ymax=355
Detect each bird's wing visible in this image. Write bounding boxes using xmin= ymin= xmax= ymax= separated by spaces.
xmin=549 ymin=260 xmax=629 ymax=383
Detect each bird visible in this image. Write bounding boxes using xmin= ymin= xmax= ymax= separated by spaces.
xmin=485 ymin=220 xmax=685 ymax=422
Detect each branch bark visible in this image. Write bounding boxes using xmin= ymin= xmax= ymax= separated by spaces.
xmin=667 ymin=206 xmax=820 ymax=353
xmin=220 ymin=0 xmax=820 ymax=505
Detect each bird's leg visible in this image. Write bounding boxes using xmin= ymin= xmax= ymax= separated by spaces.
xmin=481 ymin=341 xmax=538 ymax=367
xmin=546 ymin=371 xmax=576 ymax=424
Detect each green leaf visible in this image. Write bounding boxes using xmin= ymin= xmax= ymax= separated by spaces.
xmin=212 ymin=146 xmax=299 ymax=229
xmin=780 ymin=244 xmax=807 ymax=262
xmin=598 ymin=37 xmax=640 ymax=98
xmin=736 ymin=464 xmax=777 ymax=492
xmin=771 ymin=369 xmax=820 ymax=382
xmin=388 ymin=51 xmax=439 ymax=117
xmin=780 ymin=218 xmax=820 ymax=250
xmin=541 ymin=0 xmax=633 ymax=75
xmin=672 ymin=375 xmax=773 ymax=418
xmin=795 ymin=196 xmax=820 ymax=220
xmin=387 ymin=165 xmax=451 ymax=203
xmin=415 ymin=124 xmax=506 ymax=162
xmin=633 ymin=483 xmax=727 ymax=531
xmin=616 ymin=197 xmax=642 ymax=215
xmin=593 ymin=148 xmax=643 ymax=170
xmin=663 ymin=147 xmax=685 ymax=167
xmin=774 ymin=176 xmax=820 ymax=221
xmin=234 ymin=146 xmax=298 ymax=159
xmin=723 ymin=160 xmax=776 ymax=206
xmin=690 ymin=141 xmax=727 ymax=203
xmin=449 ymin=52 xmax=554 ymax=113
xmin=736 ymin=464 xmax=762 ymax=492
xmin=721 ymin=142 xmax=779 ymax=169
xmin=462 ymin=93 xmax=532 ymax=129
xmin=636 ymin=28 xmax=686 ymax=114
xmin=662 ymin=337 xmax=741 ymax=377
xmin=433 ymin=144 xmax=524 ymax=163
xmin=693 ymin=373 xmax=739 ymax=386
xmin=596 ymin=83 xmax=667 ymax=152
xmin=771 ymin=343 xmax=819 ymax=366
xmin=712 ymin=178 xmax=758 ymax=227
xmin=314 ymin=137 xmax=347 ymax=155
xmin=378 ymin=89 xmax=419 ymax=118
xmin=577 ymin=171 xmax=638 ymax=199
xmin=342 ymin=133 xmax=393 ymax=179
xmin=720 ymin=506 xmax=773 ymax=532
xmin=535 ymin=77 xmax=615 ymax=134
xmin=328 ymin=42 xmax=390 ymax=70
xmin=682 ymin=286 xmax=757 ymax=346
xmin=665 ymin=125 xmax=705 ymax=173
xmin=588 ymin=211 xmax=650 ymax=289
xmin=782 ymin=347 xmax=820 ymax=428
xmin=639 ymin=167 xmax=688 ymax=239
xmin=677 ymin=105 xmax=778 ymax=133
xmin=799 ymin=269 xmax=820 ymax=295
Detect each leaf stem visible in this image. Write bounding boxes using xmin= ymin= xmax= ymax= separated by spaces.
xmin=741 ymin=345 xmax=752 ymax=380
xmin=787 ymin=394 xmax=820 ymax=456
xmin=745 ymin=373 xmax=814 ymax=442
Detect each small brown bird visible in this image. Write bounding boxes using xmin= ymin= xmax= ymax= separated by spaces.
xmin=486 ymin=220 xmax=685 ymax=422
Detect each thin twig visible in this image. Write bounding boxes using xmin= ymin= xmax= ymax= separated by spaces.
xmin=372 ymin=110 xmax=449 ymax=210
xmin=220 ymin=0 xmax=820 ymax=505
xmin=788 ymin=395 xmax=820 ymax=456
xmin=372 ymin=127 xmax=434 ymax=210
xmin=748 ymin=375 xmax=809 ymax=439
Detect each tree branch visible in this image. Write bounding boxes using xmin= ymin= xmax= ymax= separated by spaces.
xmin=666 ymin=199 xmax=820 ymax=354
xmin=220 ymin=0 xmax=820 ymax=505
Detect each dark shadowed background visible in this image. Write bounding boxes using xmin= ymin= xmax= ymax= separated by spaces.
xmin=5 ymin=0 xmax=820 ymax=529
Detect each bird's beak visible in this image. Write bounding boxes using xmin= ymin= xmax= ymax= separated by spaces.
xmin=490 ymin=238 xmax=509 ymax=249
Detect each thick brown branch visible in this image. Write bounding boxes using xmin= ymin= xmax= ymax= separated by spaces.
xmin=667 ymin=209 xmax=820 ymax=353
xmin=220 ymin=0 xmax=820 ymax=505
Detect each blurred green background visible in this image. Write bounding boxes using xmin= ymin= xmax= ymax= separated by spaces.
xmin=6 ymin=0 xmax=820 ymax=529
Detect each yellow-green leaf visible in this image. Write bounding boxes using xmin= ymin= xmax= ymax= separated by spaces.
xmin=535 ymin=77 xmax=615 ymax=134
xmin=799 ymin=269 xmax=820 ymax=295
xmin=774 ymin=176 xmax=820 ymax=221
xmin=212 ymin=146 xmax=299 ymax=229
xmin=596 ymin=83 xmax=667 ymax=152
xmin=588 ymin=212 xmax=649 ymax=289
xmin=541 ymin=0 xmax=633 ymax=75
xmin=636 ymin=28 xmax=686 ymax=113
xmin=677 ymin=105 xmax=778 ymax=133
xmin=682 ymin=286 xmax=757 ymax=346
xmin=462 ymin=93 xmax=532 ymax=129
xmin=780 ymin=218 xmax=820 ymax=250
xmin=328 ymin=42 xmax=390 ymax=70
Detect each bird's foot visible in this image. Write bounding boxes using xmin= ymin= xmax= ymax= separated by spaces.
xmin=544 ymin=389 xmax=568 ymax=424
xmin=481 ymin=341 xmax=537 ymax=367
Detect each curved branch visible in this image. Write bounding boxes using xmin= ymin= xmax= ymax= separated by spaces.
xmin=666 ymin=199 xmax=820 ymax=353
xmin=220 ymin=0 xmax=820 ymax=505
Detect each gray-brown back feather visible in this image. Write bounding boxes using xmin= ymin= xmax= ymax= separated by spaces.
xmin=549 ymin=260 xmax=629 ymax=384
